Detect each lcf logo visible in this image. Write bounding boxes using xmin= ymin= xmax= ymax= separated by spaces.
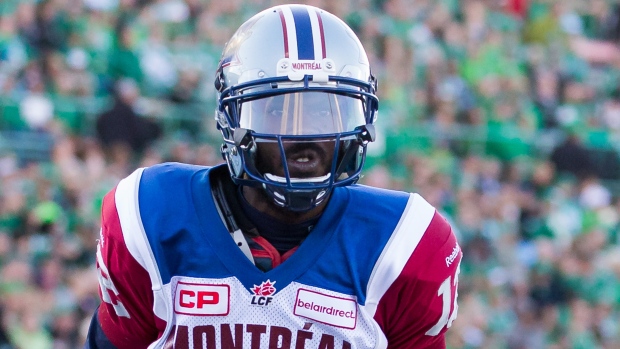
xmin=250 ymin=280 xmax=276 ymax=306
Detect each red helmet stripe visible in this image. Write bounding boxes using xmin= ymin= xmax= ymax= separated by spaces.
xmin=278 ymin=9 xmax=290 ymax=58
xmin=315 ymin=10 xmax=326 ymax=59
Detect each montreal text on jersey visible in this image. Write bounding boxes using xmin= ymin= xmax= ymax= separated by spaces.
xmin=164 ymin=323 xmax=353 ymax=349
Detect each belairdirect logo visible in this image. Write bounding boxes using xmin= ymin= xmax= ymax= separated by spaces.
xmin=250 ymin=280 xmax=276 ymax=306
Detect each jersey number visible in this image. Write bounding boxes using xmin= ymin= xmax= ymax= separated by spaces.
xmin=425 ymin=269 xmax=459 ymax=336
xmin=97 ymin=246 xmax=131 ymax=318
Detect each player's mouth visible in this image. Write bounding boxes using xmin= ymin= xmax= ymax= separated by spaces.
xmin=286 ymin=148 xmax=323 ymax=176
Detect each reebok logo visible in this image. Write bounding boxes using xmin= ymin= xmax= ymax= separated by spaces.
xmin=445 ymin=244 xmax=461 ymax=267
xmin=294 ymin=289 xmax=357 ymax=329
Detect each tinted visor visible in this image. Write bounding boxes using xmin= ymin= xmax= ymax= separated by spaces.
xmin=239 ymin=92 xmax=366 ymax=135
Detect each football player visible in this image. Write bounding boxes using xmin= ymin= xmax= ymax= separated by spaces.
xmin=84 ymin=4 xmax=462 ymax=348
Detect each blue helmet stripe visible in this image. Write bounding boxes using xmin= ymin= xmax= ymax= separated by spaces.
xmin=291 ymin=6 xmax=315 ymax=60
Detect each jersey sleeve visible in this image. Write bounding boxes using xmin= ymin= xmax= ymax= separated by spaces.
xmin=373 ymin=209 xmax=462 ymax=349
xmin=94 ymin=185 xmax=162 ymax=348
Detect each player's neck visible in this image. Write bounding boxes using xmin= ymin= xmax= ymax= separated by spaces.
xmin=241 ymin=186 xmax=326 ymax=225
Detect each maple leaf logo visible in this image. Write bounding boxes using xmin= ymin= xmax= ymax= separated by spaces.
xmin=252 ymin=280 xmax=276 ymax=296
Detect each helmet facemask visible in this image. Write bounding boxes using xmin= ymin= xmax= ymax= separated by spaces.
xmin=217 ymin=75 xmax=377 ymax=212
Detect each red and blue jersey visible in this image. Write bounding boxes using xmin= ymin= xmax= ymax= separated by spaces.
xmin=88 ymin=163 xmax=461 ymax=349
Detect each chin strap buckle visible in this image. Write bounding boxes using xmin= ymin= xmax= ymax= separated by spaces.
xmin=356 ymin=124 xmax=376 ymax=145
xmin=234 ymin=128 xmax=254 ymax=150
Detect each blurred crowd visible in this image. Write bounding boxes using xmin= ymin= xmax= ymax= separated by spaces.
xmin=1 ymin=0 xmax=620 ymax=348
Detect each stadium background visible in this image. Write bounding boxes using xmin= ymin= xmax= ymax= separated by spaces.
xmin=1 ymin=0 xmax=620 ymax=348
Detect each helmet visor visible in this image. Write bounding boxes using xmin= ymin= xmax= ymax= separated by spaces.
xmin=239 ymin=92 xmax=366 ymax=135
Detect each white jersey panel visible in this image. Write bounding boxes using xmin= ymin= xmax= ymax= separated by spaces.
xmin=363 ymin=193 xmax=436 ymax=317
xmin=116 ymin=168 xmax=169 ymax=321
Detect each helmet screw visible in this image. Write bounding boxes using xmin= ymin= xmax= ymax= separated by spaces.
xmin=281 ymin=62 xmax=288 ymax=69
xmin=258 ymin=71 xmax=265 ymax=78
xmin=326 ymin=62 xmax=332 ymax=69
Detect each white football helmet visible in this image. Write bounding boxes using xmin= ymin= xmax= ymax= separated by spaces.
xmin=215 ymin=4 xmax=378 ymax=212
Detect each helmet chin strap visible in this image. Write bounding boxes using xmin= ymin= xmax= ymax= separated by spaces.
xmin=264 ymin=173 xmax=331 ymax=184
